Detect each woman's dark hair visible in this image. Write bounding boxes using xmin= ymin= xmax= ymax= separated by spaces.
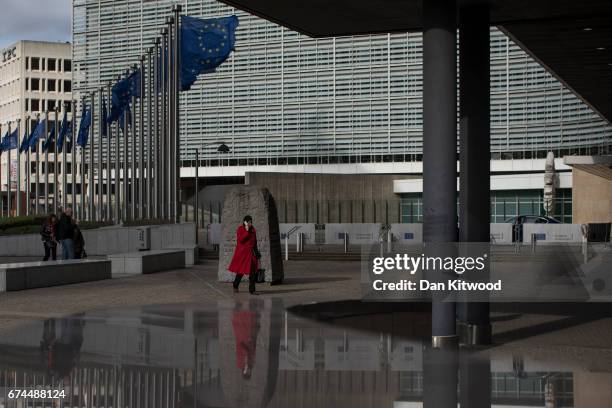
xmin=47 ymin=213 xmax=57 ymax=222
xmin=243 ymin=215 xmax=253 ymax=223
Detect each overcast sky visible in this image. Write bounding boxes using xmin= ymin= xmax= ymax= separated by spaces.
xmin=0 ymin=0 xmax=71 ymax=49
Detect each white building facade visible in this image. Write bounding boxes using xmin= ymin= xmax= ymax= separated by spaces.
xmin=0 ymin=41 xmax=75 ymax=215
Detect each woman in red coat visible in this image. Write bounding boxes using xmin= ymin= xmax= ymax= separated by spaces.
xmin=228 ymin=215 xmax=259 ymax=294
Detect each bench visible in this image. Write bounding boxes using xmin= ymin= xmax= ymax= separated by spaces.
xmin=164 ymin=245 xmax=198 ymax=266
xmin=108 ymin=249 xmax=186 ymax=276
xmin=0 ymin=259 xmax=112 ymax=292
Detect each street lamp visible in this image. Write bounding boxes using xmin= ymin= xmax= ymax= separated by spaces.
xmin=194 ymin=141 xmax=230 ymax=242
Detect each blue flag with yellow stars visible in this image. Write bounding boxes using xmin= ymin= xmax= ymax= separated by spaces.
xmin=19 ymin=125 xmax=31 ymax=153
xmin=102 ymin=99 xmax=108 ymax=136
xmin=56 ymin=110 xmax=71 ymax=153
xmin=109 ymin=70 xmax=140 ymax=122
xmin=77 ymin=107 xmax=92 ymax=148
xmin=180 ymin=15 xmax=239 ymax=91
xmin=28 ymin=120 xmax=46 ymax=152
xmin=1 ymin=128 xmax=18 ymax=152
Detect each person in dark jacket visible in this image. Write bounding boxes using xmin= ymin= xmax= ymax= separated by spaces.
xmin=73 ymin=221 xmax=85 ymax=259
xmin=56 ymin=208 xmax=75 ymax=260
xmin=40 ymin=214 xmax=58 ymax=261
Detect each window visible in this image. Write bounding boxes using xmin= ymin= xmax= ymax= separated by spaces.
xmin=30 ymin=99 xmax=40 ymax=112
xmin=48 ymin=79 xmax=56 ymax=92
xmin=48 ymin=58 xmax=56 ymax=71
xmin=31 ymin=78 xmax=40 ymax=91
xmin=63 ymin=59 xmax=72 ymax=72
xmin=63 ymin=80 xmax=72 ymax=92
xmin=31 ymin=57 xmax=40 ymax=70
xmin=25 ymin=57 xmax=29 ymax=70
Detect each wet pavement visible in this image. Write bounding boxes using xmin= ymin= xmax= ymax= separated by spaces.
xmin=0 ymin=260 xmax=610 ymax=406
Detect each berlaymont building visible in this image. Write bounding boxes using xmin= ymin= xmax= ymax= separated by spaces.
xmin=73 ymin=0 xmax=612 ymax=227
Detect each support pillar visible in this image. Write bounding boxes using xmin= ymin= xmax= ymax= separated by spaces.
xmin=423 ymin=0 xmax=458 ymax=347
xmin=458 ymin=4 xmax=491 ymax=345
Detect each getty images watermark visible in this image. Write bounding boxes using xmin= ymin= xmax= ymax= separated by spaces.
xmin=361 ymin=242 xmax=612 ymax=302
xmin=370 ymin=251 xmax=500 ymax=292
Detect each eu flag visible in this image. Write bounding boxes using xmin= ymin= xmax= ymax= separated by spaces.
xmin=119 ymin=104 xmax=131 ymax=135
xmin=109 ymin=70 xmax=141 ymax=122
xmin=57 ymin=111 xmax=71 ymax=153
xmin=77 ymin=107 xmax=92 ymax=148
xmin=180 ymin=15 xmax=239 ymax=91
xmin=2 ymin=128 xmax=19 ymax=151
xmin=28 ymin=120 xmax=45 ymax=152
xmin=19 ymin=127 xmax=30 ymax=153
xmin=42 ymin=123 xmax=56 ymax=152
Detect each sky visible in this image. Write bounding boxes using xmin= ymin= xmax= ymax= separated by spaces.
xmin=0 ymin=0 xmax=71 ymax=49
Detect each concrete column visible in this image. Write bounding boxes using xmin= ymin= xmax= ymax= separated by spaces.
xmin=423 ymin=0 xmax=458 ymax=346
xmin=458 ymin=4 xmax=491 ymax=344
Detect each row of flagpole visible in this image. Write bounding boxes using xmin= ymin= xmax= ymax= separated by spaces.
xmin=0 ymin=5 xmax=238 ymax=222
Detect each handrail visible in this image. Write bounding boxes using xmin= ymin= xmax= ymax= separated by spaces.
xmin=286 ymin=225 xmax=302 ymax=238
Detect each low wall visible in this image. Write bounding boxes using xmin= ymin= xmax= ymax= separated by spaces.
xmin=522 ymin=223 xmax=583 ymax=244
xmin=204 ymin=222 xmax=586 ymax=246
xmin=491 ymin=223 xmax=513 ymax=244
xmin=0 ymin=223 xmax=196 ymax=257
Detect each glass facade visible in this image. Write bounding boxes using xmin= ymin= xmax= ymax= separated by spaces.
xmin=72 ymin=0 xmax=612 ymax=164
xmin=400 ymin=189 xmax=573 ymax=224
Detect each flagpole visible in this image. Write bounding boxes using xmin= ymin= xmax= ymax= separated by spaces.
xmin=106 ymin=83 xmax=112 ymax=222
xmin=25 ymin=117 xmax=30 ymax=216
xmin=89 ymin=92 xmax=95 ymax=221
xmin=146 ymin=47 xmax=153 ymax=219
xmin=35 ymin=118 xmax=40 ymax=215
xmin=153 ymin=38 xmax=160 ymax=219
xmin=161 ymin=27 xmax=168 ymax=220
xmin=44 ymin=114 xmax=49 ymax=214
xmin=78 ymin=98 xmax=85 ymax=220
xmin=166 ymin=15 xmax=176 ymax=222
xmin=114 ymin=76 xmax=121 ymax=224
xmin=130 ymin=71 xmax=137 ymax=220
xmin=98 ymin=89 xmax=104 ymax=221
xmin=62 ymin=103 xmax=68 ymax=212
xmin=173 ymin=4 xmax=182 ymax=223
xmin=0 ymin=123 xmax=3 ymax=218
xmin=7 ymin=122 xmax=12 ymax=217
xmin=53 ymin=107 xmax=59 ymax=213
xmin=71 ymin=105 xmax=76 ymax=214
xmin=139 ymin=56 xmax=145 ymax=220
xmin=16 ymin=119 xmax=22 ymax=216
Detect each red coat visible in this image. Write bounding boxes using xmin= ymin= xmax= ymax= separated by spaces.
xmin=228 ymin=225 xmax=258 ymax=275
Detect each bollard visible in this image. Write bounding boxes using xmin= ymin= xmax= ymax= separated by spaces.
xmin=343 ymin=233 xmax=349 ymax=253
xmin=285 ymin=235 xmax=289 ymax=261
xmin=530 ymin=233 xmax=537 ymax=253
xmin=296 ymin=233 xmax=304 ymax=253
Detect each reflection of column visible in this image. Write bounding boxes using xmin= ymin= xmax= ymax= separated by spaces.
xmin=423 ymin=347 xmax=458 ymax=408
xmin=459 ymin=350 xmax=491 ymax=408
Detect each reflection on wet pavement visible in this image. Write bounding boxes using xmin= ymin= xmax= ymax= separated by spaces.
xmin=0 ymin=299 xmax=607 ymax=407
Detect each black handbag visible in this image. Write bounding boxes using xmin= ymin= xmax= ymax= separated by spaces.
xmin=256 ymin=268 xmax=266 ymax=283
xmin=252 ymin=247 xmax=261 ymax=259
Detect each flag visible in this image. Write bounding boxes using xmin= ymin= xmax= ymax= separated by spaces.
xmin=119 ymin=104 xmax=131 ymax=135
xmin=1 ymin=128 xmax=19 ymax=151
xmin=179 ymin=15 xmax=239 ymax=91
xmin=109 ymin=70 xmax=140 ymax=122
xmin=42 ymin=122 xmax=56 ymax=152
xmin=77 ymin=107 xmax=92 ymax=148
xmin=19 ymin=126 xmax=30 ymax=153
xmin=28 ymin=120 xmax=45 ymax=152
xmin=102 ymin=99 xmax=108 ymax=136
xmin=57 ymin=111 xmax=71 ymax=153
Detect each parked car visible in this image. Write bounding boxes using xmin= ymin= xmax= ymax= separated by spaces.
xmin=505 ymin=215 xmax=561 ymax=242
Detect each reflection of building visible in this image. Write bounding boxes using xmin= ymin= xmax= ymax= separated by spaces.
xmin=0 ymin=304 xmax=595 ymax=407
xmin=0 ymin=40 xmax=77 ymax=214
